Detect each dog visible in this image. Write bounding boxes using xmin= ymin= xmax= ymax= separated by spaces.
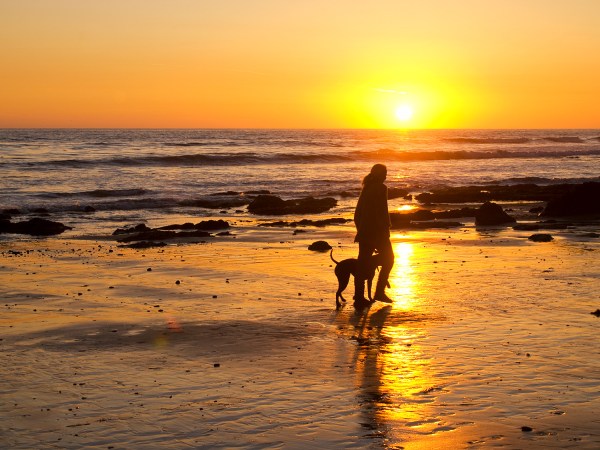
xmin=330 ymin=249 xmax=387 ymax=309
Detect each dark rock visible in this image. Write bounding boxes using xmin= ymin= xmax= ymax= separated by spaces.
xmin=433 ymin=207 xmax=479 ymax=219
xmin=513 ymin=222 xmax=569 ymax=231
xmin=32 ymin=208 xmax=50 ymax=214
xmin=390 ymin=210 xmax=464 ymax=229
xmin=83 ymin=206 xmax=96 ymax=213
xmin=0 ymin=213 xmax=12 ymax=221
xmin=158 ymin=223 xmax=197 ymax=231
xmin=389 ymin=212 xmax=410 ymax=228
xmin=259 ymin=220 xmax=289 ymax=227
xmin=415 ymin=184 xmax=574 ymax=204
xmin=295 ymin=218 xmax=350 ymax=227
xmin=541 ymin=182 xmax=600 ymax=217
xmin=194 ymin=219 xmax=230 ymax=231
xmin=248 ymin=195 xmax=337 ymax=215
xmin=308 ymin=240 xmax=332 ymax=252
xmin=411 ymin=209 xmax=436 ymax=221
xmin=0 ymin=219 xmax=13 ymax=233
xmin=117 ymin=229 xmax=210 ymax=243
xmin=247 ymin=195 xmax=286 ymax=214
xmin=113 ymin=224 xmax=151 ymax=235
xmin=529 ymin=206 xmax=544 ymax=214
xmin=475 ymin=202 xmax=516 ymax=226
xmin=2 ymin=208 xmax=21 ymax=215
xmin=521 ymin=426 xmax=533 ymax=432
xmin=591 ymin=309 xmax=600 ymax=317
xmin=528 ymin=233 xmax=553 ymax=242
xmin=114 ymin=221 xmax=223 ymax=243
xmin=260 ymin=218 xmax=350 ymax=228
xmin=390 ymin=210 xmax=434 ymax=226
xmin=0 ymin=218 xmax=72 ymax=236
xmin=391 ymin=208 xmax=476 ymax=226
xmin=388 ymin=187 xmax=410 ymax=200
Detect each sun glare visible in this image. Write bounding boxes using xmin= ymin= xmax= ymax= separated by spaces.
xmin=395 ymin=104 xmax=414 ymax=122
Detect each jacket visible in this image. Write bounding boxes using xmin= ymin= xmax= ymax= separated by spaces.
xmin=354 ymin=182 xmax=391 ymax=243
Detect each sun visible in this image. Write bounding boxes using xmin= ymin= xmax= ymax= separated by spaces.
xmin=395 ymin=104 xmax=414 ymax=122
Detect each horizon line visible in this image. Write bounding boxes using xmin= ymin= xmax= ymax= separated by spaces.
xmin=1 ymin=126 xmax=599 ymax=131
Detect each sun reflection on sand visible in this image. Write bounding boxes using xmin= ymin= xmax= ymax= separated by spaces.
xmin=388 ymin=240 xmax=420 ymax=310
xmin=334 ymin=237 xmax=461 ymax=447
xmin=343 ymin=305 xmax=440 ymax=447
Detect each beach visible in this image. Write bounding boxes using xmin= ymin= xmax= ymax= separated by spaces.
xmin=3 ymin=0 xmax=600 ymax=446
xmin=1 ymin=216 xmax=599 ymax=449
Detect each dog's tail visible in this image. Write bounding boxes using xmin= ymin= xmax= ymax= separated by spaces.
xmin=329 ymin=249 xmax=339 ymax=265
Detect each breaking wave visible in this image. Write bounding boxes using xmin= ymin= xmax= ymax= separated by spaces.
xmin=10 ymin=148 xmax=600 ymax=169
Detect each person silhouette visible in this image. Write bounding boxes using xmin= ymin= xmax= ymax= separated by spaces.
xmin=353 ymin=164 xmax=395 ymax=307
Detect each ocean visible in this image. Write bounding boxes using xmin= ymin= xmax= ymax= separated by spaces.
xmin=1 ymin=128 xmax=599 ymax=236
xmin=2 ymin=129 xmax=600 ymax=448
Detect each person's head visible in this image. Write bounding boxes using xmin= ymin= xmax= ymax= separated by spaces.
xmin=363 ymin=163 xmax=387 ymax=186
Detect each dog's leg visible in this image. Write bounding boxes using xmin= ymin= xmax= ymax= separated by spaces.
xmin=336 ymin=272 xmax=351 ymax=308
xmin=338 ymin=273 xmax=350 ymax=300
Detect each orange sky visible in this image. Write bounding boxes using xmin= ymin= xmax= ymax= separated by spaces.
xmin=1 ymin=0 xmax=599 ymax=129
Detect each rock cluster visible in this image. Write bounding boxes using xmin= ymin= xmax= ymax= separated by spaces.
xmin=0 ymin=218 xmax=72 ymax=236
xmin=248 ymin=195 xmax=337 ymax=215
xmin=260 ymin=218 xmax=350 ymax=228
xmin=113 ymin=220 xmax=230 ymax=244
xmin=541 ymin=182 xmax=600 ymax=217
xmin=416 ymin=184 xmax=575 ymax=204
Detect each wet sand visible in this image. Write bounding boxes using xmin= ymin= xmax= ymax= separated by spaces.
xmin=1 ymin=222 xmax=599 ymax=449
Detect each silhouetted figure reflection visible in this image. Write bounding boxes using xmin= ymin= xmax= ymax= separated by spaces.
xmin=347 ymin=305 xmax=393 ymax=440
xmin=354 ymin=164 xmax=394 ymax=308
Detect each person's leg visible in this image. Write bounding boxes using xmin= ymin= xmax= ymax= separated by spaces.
xmin=374 ymin=238 xmax=394 ymax=302
xmin=354 ymin=240 xmax=374 ymax=306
